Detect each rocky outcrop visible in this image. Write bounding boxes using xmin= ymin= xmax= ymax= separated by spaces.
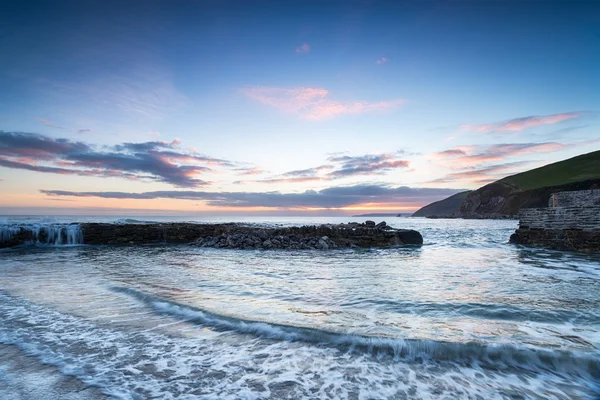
xmin=509 ymin=228 xmax=600 ymax=253
xmin=79 ymin=221 xmax=423 ymax=249
xmin=509 ymin=194 xmax=600 ymax=253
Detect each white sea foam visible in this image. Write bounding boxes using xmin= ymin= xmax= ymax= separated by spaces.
xmin=0 ymin=223 xmax=83 ymax=246
xmin=114 ymin=287 xmax=600 ymax=378
xmin=1 ymin=292 xmax=598 ymax=400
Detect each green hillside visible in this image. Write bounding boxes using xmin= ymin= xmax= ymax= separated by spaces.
xmin=498 ymin=150 xmax=600 ymax=191
xmin=412 ymin=190 xmax=472 ymax=217
xmin=456 ymin=149 xmax=600 ymax=217
xmin=413 ymin=149 xmax=600 ymax=219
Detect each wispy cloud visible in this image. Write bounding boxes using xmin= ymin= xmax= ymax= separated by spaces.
xmin=234 ymin=166 xmax=265 ymax=176
xmin=432 ymin=142 xmax=568 ymax=167
xmin=296 ymin=43 xmax=310 ymax=54
xmin=426 ymin=161 xmax=536 ymax=184
xmin=461 ymin=112 xmax=584 ymax=134
xmin=39 ymin=119 xmax=64 ymax=129
xmin=0 ymin=131 xmax=239 ymax=187
xmin=41 ymin=185 xmax=463 ymax=210
xmin=76 ymin=129 xmax=93 ymax=134
xmin=236 ymin=153 xmax=410 ymax=185
xmin=376 ymin=57 xmax=388 ymax=64
xmin=326 ymin=153 xmax=409 ymax=177
xmin=242 ymin=87 xmax=404 ymax=120
xmin=39 ymin=65 xmax=190 ymax=118
xmin=428 ymin=141 xmax=569 ymax=185
xmin=281 ymin=165 xmax=333 ymax=177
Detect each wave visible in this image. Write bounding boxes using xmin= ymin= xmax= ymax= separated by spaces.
xmin=343 ymin=298 xmax=599 ymax=325
xmin=113 ymin=218 xmax=159 ymax=224
xmin=113 ymin=287 xmax=600 ymax=378
xmin=0 ymin=223 xmax=83 ymax=246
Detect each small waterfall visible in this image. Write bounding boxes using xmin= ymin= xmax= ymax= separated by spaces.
xmin=0 ymin=224 xmax=84 ymax=246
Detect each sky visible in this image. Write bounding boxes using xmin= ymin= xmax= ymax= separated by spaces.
xmin=0 ymin=0 xmax=599 ymax=215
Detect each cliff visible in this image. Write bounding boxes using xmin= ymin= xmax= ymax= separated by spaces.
xmin=457 ymin=179 xmax=600 ymax=218
xmin=411 ymin=191 xmax=471 ymax=218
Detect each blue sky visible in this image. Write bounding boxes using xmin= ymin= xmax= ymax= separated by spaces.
xmin=0 ymin=0 xmax=599 ymax=214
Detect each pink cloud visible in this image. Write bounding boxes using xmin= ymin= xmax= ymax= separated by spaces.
xmin=426 ymin=161 xmax=539 ymax=185
xmin=376 ymin=57 xmax=388 ymax=64
xmin=235 ymin=166 xmax=265 ymax=176
xmin=461 ymin=112 xmax=584 ymax=134
xmin=242 ymin=87 xmax=405 ymax=120
xmin=296 ymin=43 xmax=310 ymax=54
xmin=39 ymin=119 xmax=64 ymax=129
xmin=430 ymin=142 xmax=569 ymax=172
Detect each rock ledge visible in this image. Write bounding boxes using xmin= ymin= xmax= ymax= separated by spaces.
xmin=80 ymin=221 xmax=423 ymax=250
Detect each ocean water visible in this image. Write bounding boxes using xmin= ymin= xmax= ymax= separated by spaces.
xmin=0 ymin=216 xmax=599 ymax=399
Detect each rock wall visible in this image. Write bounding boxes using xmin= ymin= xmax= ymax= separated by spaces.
xmin=510 ymin=202 xmax=600 ymax=253
xmin=518 ymin=207 xmax=600 ymax=231
xmin=548 ymin=189 xmax=600 ymax=208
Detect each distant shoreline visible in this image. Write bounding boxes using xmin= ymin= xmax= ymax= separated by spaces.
xmin=352 ymin=213 xmax=408 ymax=217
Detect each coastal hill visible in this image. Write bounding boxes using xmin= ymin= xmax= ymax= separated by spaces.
xmin=413 ymin=150 xmax=600 ymax=218
xmin=412 ymin=191 xmax=472 ymax=218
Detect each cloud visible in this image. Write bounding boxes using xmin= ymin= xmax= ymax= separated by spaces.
xmin=435 ymin=149 xmax=466 ymax=157
xmin=39 ymin=66 xmax=190 ymax=118
xmin=77 ymin=129 xmax=93 ymax=134
xmin=432 ymin=142 xmax=568 ymax=167
xmin=41 ymin=185 xmax=463 ymax=209
xmin=237 ymin=176 xmax=326 ymax=185
xmin=428 ymin=141 xmax=571 ymax=185
xmin=376 ymin=57 xmax=388 ymax=64
xmin=296 ymin=43 xmax=310 ymax=54
xmin=326 ymin=153 xmax=410 ymax=177
xmin=426 ymin=161 xmax=535 ymax=184
xmin=39 ymin=119 xmax=64 ymax=129
xmin=242 ymin=87 xmax=405 ymax=120
xmin=281 ymin=165 xmax=333 ymax=177
xmin=234 ymin=166 xmax=265 ymax=176
xmin=0 ymin=131 xmax=237 ymax=187
xmin=235 ymin=153 xmax=410 ymax=185
xmin=461 ymin=112 xmax=584 ymax=134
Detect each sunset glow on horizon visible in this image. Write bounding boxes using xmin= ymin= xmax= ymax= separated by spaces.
xmin=1 ymin=1 xmax=598 ymax=215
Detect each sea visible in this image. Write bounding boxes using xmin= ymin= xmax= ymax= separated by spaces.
xmin=0 ymin=216 xmax=599 ymax=399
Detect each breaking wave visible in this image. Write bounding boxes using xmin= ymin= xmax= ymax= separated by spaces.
xmin=0 ymin=223 xmax=83 ymax=246
xmin=114 ymin=287 xmax=600 ymax=379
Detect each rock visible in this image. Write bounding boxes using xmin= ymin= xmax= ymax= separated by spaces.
xmin=365 ymin=220 xmax=376 ymax=227
xmin=375 ymin=221 xmax=387 ymax=229
xmin=3 ymin=222 xmax=424 ymax=251
xmin=317 ymin=238 xmax=329 ymax=250
xmin=256 ymin=230 xmax=269 ymax=240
